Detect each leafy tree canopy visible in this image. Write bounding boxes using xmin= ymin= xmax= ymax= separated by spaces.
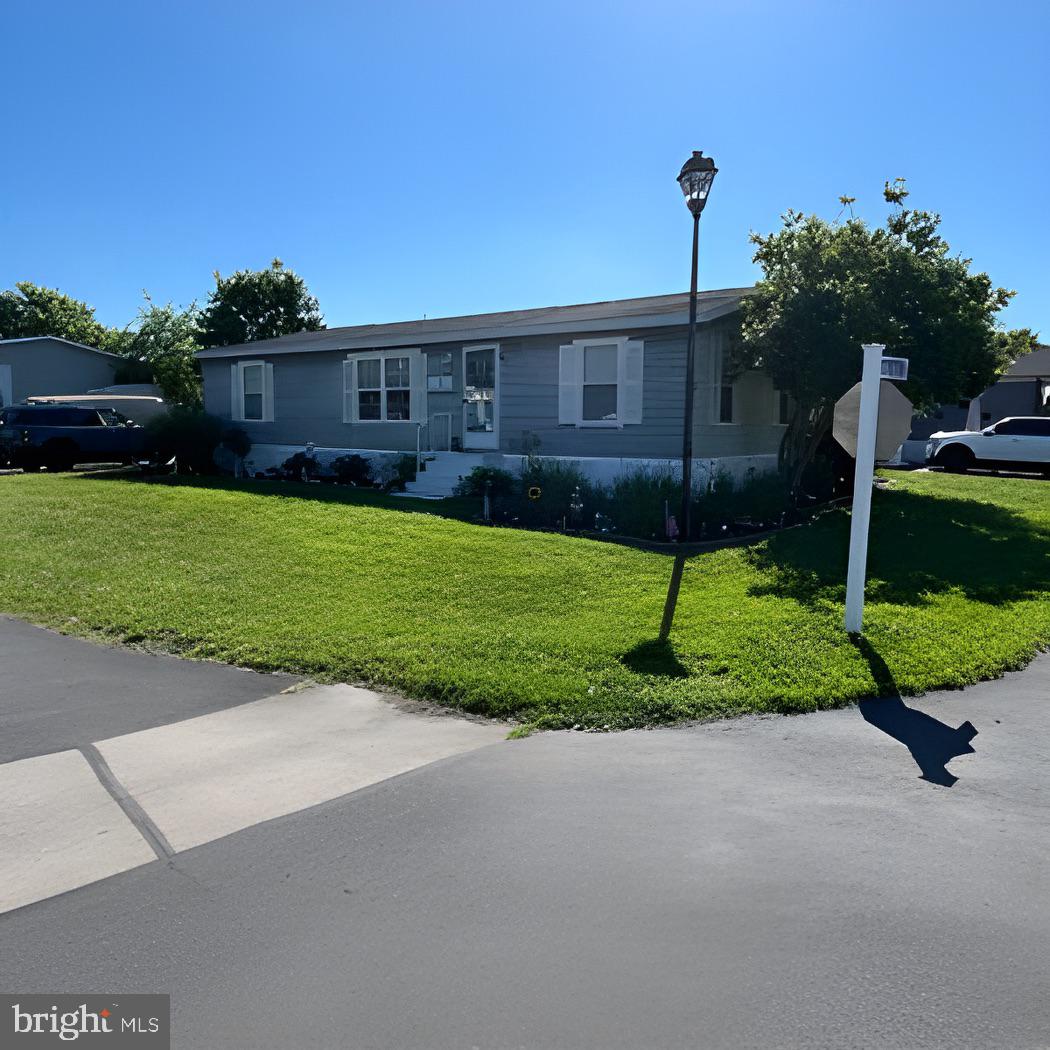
xmin=198 ymin=259 xmax=324 ymax=348
xmin=110 ymin=297 xmax=203 ymax=406
xmin=0 ymin=282 xmax=110 ymax=347
xmin=993 ymin=327 xmax=1041 ymax=374
xmin=737 ymin=179 xmax=1013 ymax=489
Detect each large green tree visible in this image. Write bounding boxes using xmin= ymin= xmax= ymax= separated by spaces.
xmin=109 ymin=297 xmax=204 ymax=405
xmin=198 ymin=258 xmax=324 ymax=348
xmin=993 ymin=327 xmax=1041 ymax=375
xmin=737 ymin=180 xmax=1013 ymax=492
xmin=0 ymin=282 xmax=111 ymax=347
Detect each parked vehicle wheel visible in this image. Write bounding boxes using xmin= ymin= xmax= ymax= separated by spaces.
xmin=40 ymin=438 xmax=80 ymax=473
xmin=936 ymin=444 xmax=975 ymax=474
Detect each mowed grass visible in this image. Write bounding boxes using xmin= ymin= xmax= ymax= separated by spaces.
xmin=1 ymin=470 xmax=1048 ymax=730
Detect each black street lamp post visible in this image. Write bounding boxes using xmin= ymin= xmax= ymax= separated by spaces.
xmin=659 ymin=150 xmax=717 ymax=642
xmin=674 ymin=150 xmax=718 ymax=540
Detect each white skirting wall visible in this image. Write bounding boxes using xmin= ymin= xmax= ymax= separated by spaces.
xmin=228 ymin=443 xmax=779 ymax=494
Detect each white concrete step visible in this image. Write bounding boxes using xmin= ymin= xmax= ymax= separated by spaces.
xmin=402 ymin=452 xmax=500 ymax=498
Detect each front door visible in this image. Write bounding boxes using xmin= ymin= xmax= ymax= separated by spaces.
xmin=462 ymin=345 xmax=498 ymax=449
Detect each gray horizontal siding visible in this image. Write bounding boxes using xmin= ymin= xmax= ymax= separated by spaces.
xmin=202 ymin=351 xmax=420 ymax=451
xmin=498 ymin=321 xmax=783 ymax=460
xmin=200 ymin=318 xmax=784 ymax=461
xmin=498 ymin=333 xmax=687 ymax=458
xmin=0 ymin=339 xmax=118 ymax=402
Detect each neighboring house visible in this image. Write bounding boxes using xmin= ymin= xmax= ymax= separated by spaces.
xmin=965 ymin=345 xmax=1050 ymax=431
xmin=0 ymin=337 xmax=120 ymax=408
xmin=899 ymin=404 xmax=971 ymax=465
xmin=197 ymin=289 xmax=789 ymax=495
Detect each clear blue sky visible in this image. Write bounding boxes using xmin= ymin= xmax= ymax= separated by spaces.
xmin=2 ymin=0 xmax=1047 ymax=335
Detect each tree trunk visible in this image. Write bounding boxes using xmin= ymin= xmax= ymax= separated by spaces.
xmin=779 ymin=399 xmax=835 ymax=499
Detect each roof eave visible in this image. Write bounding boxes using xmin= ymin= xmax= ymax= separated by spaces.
xmin=0 ymin=335 xmax=122 ymax=360
xmin=196 ymin=298 xmax=744 ymax=360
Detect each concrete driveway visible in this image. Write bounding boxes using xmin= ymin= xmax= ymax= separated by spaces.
xmin=1 ymin=617 xmax=1047 ymax=1049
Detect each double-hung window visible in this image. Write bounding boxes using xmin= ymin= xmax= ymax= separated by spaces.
xmin=427 ymin=352 xmax=454 ymax=391
xmin=582 ymin=344 xmax=619 ymax=422
xmin=557 ymin=337 xmax=644 ymax=427
xmin=344 ymin=350 xmax=420 ymax=423
xmin=355 ymin=358 xmax=383 ymax=420
xmin=231 ymin=359 xmax=274 ymax=422
xmin=696 ymin=334 xmax=737 ymax=425
xmin=383 ymin=357 xmax=411 ymax=420
xmin=243 ymin=363 xmax=264 ymax=420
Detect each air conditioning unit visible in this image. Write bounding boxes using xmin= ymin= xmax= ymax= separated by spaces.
xmin=880 ymin=356 xmax=909 ymax=381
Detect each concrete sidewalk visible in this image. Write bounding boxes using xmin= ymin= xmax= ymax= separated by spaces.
xmin=0 ymin=619 xmax=505 ymax=914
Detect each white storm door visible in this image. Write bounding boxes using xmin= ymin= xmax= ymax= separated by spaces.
xmin=462 ymin=345 xmax=498 ymax=449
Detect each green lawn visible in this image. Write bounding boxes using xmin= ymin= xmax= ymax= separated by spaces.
xmin=2 ymin=470 xmax=1048 ymax=731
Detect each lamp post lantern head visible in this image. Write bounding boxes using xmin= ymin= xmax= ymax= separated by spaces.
xmin=677 ymin=150 xmax=718 ymax=217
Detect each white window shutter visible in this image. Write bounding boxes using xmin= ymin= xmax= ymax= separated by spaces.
xmin=230 ymin=363 xmax=242 ymax=420
xmin=342 ymin=359 xmax=354 ymax=423
xmin=263 ymin=362 xmax=275 ymax=422
xmin=410 ymin=349 xmax=426 ymax=422
xmin=620 ymin=339 xmax=644 ymax=425
xmin=558 ymin=344 xmax=580 ymax=425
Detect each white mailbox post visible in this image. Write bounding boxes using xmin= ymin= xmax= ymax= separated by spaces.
xmin=838 ymin=345 xmax=911 ymax=635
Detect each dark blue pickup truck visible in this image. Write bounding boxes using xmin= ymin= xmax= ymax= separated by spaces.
xmin=0 ymin=404 xmax=158 ymax=472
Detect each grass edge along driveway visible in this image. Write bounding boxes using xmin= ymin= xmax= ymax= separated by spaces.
xmin=1 ymin=470 xmax=1048 ymax=732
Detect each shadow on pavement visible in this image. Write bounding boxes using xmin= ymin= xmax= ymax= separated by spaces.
xmin=853 ymin=637 xmax=977 ymax=787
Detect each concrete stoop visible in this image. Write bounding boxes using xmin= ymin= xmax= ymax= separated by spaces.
xmin=398 ymin=451 xmax=503 ymax=499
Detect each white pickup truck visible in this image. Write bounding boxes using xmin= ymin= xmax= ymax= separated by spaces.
xmin=926 ymin=416 xmax=1050 ymax=473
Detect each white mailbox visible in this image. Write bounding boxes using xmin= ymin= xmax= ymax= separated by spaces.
xmin=880 ymin=356 xmax=909 ymax=381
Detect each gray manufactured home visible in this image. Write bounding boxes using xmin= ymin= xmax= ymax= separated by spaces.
xmin=0 ymin=337 xmax=120 ymax=408
xmin=964 ymin=344 xmax=1050 ymax=430
xmin=197 ymin=289 xmax=788 ymax=496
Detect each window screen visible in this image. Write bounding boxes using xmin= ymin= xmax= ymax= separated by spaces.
xmin=242 ymin=364 xmax=264 ymax=421
xmin=582 ymin=344 xmax=618 ymax=421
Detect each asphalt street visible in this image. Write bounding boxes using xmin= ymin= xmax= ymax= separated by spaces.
xmin=2 ymin=618 xmax=1048 ymax=1049
xmin=0 ymin=616 xmax=298 ymax=764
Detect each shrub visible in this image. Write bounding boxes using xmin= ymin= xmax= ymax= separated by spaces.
xmin=332 ymin=454 xmax=373 ymax=486
xmin=280 ymin=451 xmax=320 ymax=481
xmin=513 ymin=460 xmax=601 ymax=529
xmin=694 ymin=469 xmax=791 ymax=532
xmin=221 ymin=427 xmax=251 ymax=461
xmin=145 ymin=407 xmax=223 ymax=475
xmin=454 ymin=466 xmax=517 ymax=498
xmin=385 ymin=454 xmax=418 ymax=493
xmin=607 ymin=467 xmax=681 ymax=540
